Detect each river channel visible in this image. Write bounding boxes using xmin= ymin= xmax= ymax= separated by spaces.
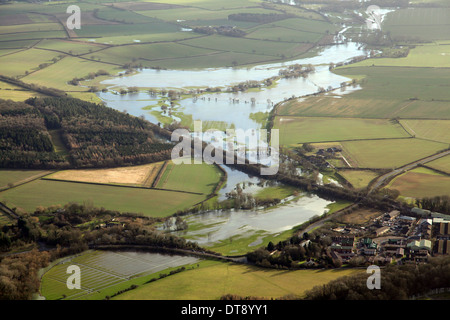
xmin=97 ymin=41 xmax=367 ymax=250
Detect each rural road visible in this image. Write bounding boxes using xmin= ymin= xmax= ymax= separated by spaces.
xmin=368 ymin=149 xmax=450 ymax=194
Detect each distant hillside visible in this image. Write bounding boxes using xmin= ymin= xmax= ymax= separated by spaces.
xmin=0 ymin=97 xmax=173 ymax=169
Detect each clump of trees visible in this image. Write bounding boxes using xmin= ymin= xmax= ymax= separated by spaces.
xmin=279 ymin=64 xmax=315 ymax=79
xmin=246 ymin=231 xmax=339 ymax=269
xmin=415 ymin=196 xmax=450 ymax=215
xmin=192 ymin=26 xmax=246 ymax=37
xmin=0 ymin=249 xmax=50 ymax=300
xmin=304 ymin=255 xmax=450 ymax=300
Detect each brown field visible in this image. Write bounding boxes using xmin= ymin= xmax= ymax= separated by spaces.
xmin=48 ymin=162 xmax=165 ymax=186
xmin=336 ymin=208 xmax=384 ymax=225
xmin=387 ymin=170 xmax=450 ymax=198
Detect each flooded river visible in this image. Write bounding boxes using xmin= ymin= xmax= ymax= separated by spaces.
xmin=97 ymin=41 xmax=366 ymax=249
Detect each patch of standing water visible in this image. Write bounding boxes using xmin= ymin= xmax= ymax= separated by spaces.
xmin=175 ymin=193 xmax=334 ymax=247
xmin=98 ymin=42 xmax=368 ymax=131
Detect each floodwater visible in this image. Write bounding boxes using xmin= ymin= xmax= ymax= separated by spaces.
xmin=97 ymin=41 xmax=366 ymax=248
xmin=175 ymin=193 xmax=334 ymax=247
xmin=98 ymin=42 xmax=367 ymax=131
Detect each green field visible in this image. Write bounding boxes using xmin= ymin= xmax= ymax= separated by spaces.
xmin=400 ymin=119 xmax=450 ymax=144
xmin=180 ymin=35 xmax=312 ymax=59
xmin=273 ymin=117 xmax=410 ymax=147
xmin=279 ymin=66 xmax=450 ymax=119
xmin=35 ymin=39 xmax=108 ymax=56
xmin=0 ymin=81 xmax=47 ymax=101
xmin=89 ymin=42 xmax=219 ymax=66
xmin=338 ymin=170 xmax=380 ymax=189
xmin=349 ymin=43 xmax=450 ymax=68
xmin=0 ymin=179 xmax=205 ymax=217
xmin=0 ymin=169 xmax=49 ymax=189
xmin=386 ymin=167 xmax=450 ymax=198
xmin=384 ymin=8 xmax=450 ymax=41
xmin=113 ymin=260 xmax=362 ymax=300
xmin=340 ymin=138 xmax=447 ymax=169
xmin=156 ymin=162 xmax=223 ymax=195
xmin=0 ymin=48 xmax=62 ymax=77
xmin=21 ymin=56 xmax=120 ymax=91
xmin=426 ymin=155 xmax=450 ymax=174
xmin=0 ymin=161 xmax=223 ymax=216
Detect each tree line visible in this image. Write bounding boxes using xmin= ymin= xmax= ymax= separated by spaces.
xmin=415 ymin=196 xmax=450 ymax=215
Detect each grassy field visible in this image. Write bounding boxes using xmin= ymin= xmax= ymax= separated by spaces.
xmin=384 ymin=7 xmax=450 ymax=41
xmin=89 ymin=42 xmax=219 ymax=66
xmin=273 ymin=117 xmax=410 ymax=147
xmin=0 ymin=179 xmax=205 ymax=217
xmin=386 ymin=167 xmax=450 ymax=198
xmin=340 ymin=138 xmax=447 ymax=169
xmin=21 ymin=56 xmax=120 ymax=91
xmin=113 ymin=260 xmax=362 ymax=300
xmin=156 ymin=161 xmax=223 ymax=195
xmin=400 ymin=119 xmax=450 ymax=144
xmin=279 ymin=66 xmax=450 ymax=120
xmin=0 ymin=80 xmax=47 ymax=100
xmin=338 ymin=170 xmax=380 ymax=189
xmin=0 ymin=48 xmax=62 ymax=77
xmin=34 ymin=39 xmax=108 ymax=56
xmin=426 ymin=155 xmax=450 ymax=174
xmin=0 ymin=169 xmax=50 ymax=189
xmin=180 ymin=35 xmax=313 ymax=59
xmin=349 ymin=43 xmax=450 ymax=68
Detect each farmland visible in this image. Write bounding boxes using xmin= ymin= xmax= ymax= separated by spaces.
xmin=337 ymin=170 xmax=380 ymax=189
xmin=386 ymin=167 xmax=450 ymax=199
xmin=340 ymin=138 xmax=447 ymax=169
xmin=113 ymin=260 xmax=362 ymax=300
xmin=0 ymin=161 xmax=223 ymax=217
xmin=48 ymin=162 xmax=165 ymax=187
xmin=400 ymin=119 xmax=450 ymax=144
xmin=0 ymin=179 xmax=205 ymax=217
xmin=0 ymin=0 xmax=337 ymax=99
xmin=273 ymin=117 xmax=410 ymax=147
xmin=1 ymin=0 xmax=450 ymax=303
xmin=278 ymin=66 xmax=450 ymax=119
xmin=383 ymin=7 xmax=450 ymax=41
xmin=155 ymin=161 xmax=224 ymax=195
xmin=426 ymin=155 xmax=450 ymax=174
xmin=0 ymin=169 xmax=51 ymax=190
